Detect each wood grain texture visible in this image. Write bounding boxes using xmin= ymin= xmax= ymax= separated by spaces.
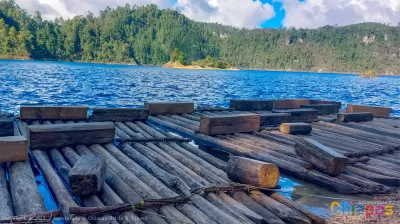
xmin=295 ymin=138 xmax=348 ymax=176
xmin=346 ymin=104 xmax=392 ymax=118
xmin=337 ymin=112 xmax=374 ymax=122
xmin=260 ymin=113 xmax=292 ymax=126
xmin=200 ymin=113 xmax=260 ymax=135
xmin=300 ymin=104 xmax=340 ymax=115
xmin=0 ymin=118 xmax=14 ymax=137
xmin=69 ymin=155 xmax=106 ymax=197
xmin=20 ymin=105 xmax=88 ymax=120
xmin=226 ymin=156 xmax=279 ymax=188
xmin=92 ymin=108 xmax=149 ymax=122
xmin=279 ymin=123 xmax=312 ymax=135
xmin=28 ymin=122 xmax=115 ymax=149
xmin=230 ymin=99 xmax=274 ymax=111
xmin=144 ymin=102 xmax=194 ymax=115
xmin=273 ymin=99 xmax=310 ymax=109
xmin=0 ymin=164 xmax=13 ymax=218
xmin=0 ymin=136 xmax=28 ymax=162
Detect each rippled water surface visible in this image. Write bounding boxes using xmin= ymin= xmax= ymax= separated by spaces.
xmin=1 ymin=60 xmax=399 ymax=115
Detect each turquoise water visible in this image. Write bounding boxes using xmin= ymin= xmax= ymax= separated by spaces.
xmin=1 ymin=60 xmax=399 ymax=115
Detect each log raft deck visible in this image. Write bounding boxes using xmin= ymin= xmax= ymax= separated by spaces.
xmin=0 ymin=105 xmax=326 ymax=224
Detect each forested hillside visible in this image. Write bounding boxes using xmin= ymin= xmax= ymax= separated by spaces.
xmin=1 ymin=0 xmax=400 ymax=74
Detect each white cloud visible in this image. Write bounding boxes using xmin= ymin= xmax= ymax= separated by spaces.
xmin=15 ymin=0 xmax=275 ymax=28
xmin=281 ymin=0 xmax=400 ymax=28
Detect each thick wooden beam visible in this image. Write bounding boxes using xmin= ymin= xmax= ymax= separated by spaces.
xmin=226 ymin=156 xmax=279 ymax=188
xmin=273 ymin=108 xmax=318 ymax=122
xmin=295 ymin=138 xmax=348 ymax=176
xmin=230 ymin=99 xmax=274 ymax=111
xmin=20 ymin=105 xmax=88 ymax=120
xmin=260 ymin=113 xmax=292 ymax=126
xmin=346 ymin=104 xmax=392 ymax=118
xmin=200 ymin=114 xmax=260 ymax=135
xmin=69 ymin=155 xmax=106 ymax=197
xmin=273 ymin=99 xmax=310 ymax=109
xmin=0 ymin=136 xmax=28 ymax=162
xmin=337 ymin=112 xmax=374 ymax=122
xmin=280 ymin=123 xmax=312 ymax=135
xmin=28 ymin=122 xmax=115 ymax=149
xmin=0 ymin=118 xmax=14 ymax=137
xmin=144 ymin=102 xmax=194 ymax=115
xmin=92 ymin=108 xmax=149 ymax=122
xmin=300 ymin=104 xmax=340 ymax=115
xmin=310 ymin=100 xmax=341 ymax=108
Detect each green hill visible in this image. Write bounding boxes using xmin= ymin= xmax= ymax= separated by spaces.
xmin=1 ymin=0 xmax=400 ymax=74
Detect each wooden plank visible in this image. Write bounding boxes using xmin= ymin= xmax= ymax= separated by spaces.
xmin=280 ymin=123 xmax=312 ymax=135
xmin=300 ymin=104 xmax=340 ymax=115
xmin=92 ymin=108 xmax=149 ymax=122
xmin=69 ymin=155 xmax=106 ymax=197
xmin=273 ymin=99 xmax=310 ymax=109
xmin=273 ymin=108 xmax=318 ymax=122
xmin=310 ymin=100 xmax=342 ymax=108
xmin=260 ymin=113 xmax=292 ymax=126
xmin=295 ymin=138 xmax=349 ymax=176
xmin=200 ymin=114 xmax=260 ymax=135
xmin=0 ymin=136 xmax=28 ymax=162
xmin=346 ymin=104 xmax=392 ymax=118
xmin=0 ymin=118 xmax=14 ymax=137
xmin=28 ymin=122 xmax=115 ymax=149
xmin=144 ymin=102 xmax=194 ymax=115
xmin=337 ymin=112 xmax=374 ymax=122
xmin=229 ymin=99 xmax=274 ymax=111
xmin=226 ymin=156 xmax=279 ymax=188
xmin=20 ymin=105 xmax=88 ymax=120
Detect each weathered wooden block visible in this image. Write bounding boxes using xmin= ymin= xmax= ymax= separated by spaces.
xmin=310 ymin=100 xmax=342 ymax=108
xmin=337 ymin=112 xmax=374 ymax=123
xmin=300 ymin=104 xmax=340 ymax=115
xmin=20 ymin=105 xmax=88 ymax=120
xmin=92 ymin=108 xmax=149 ymax=122
xmin=0 ymin=136 xmax=28 ymax=162
xmin=226 ymin=156 xmax=279 ymax=188
xmin=346 ymin=104 xmax=392 ymax=118
xmin=28 ymin=122 xmax=115 ymax=149
xmin=0 ymin=118 xmax=14 ymax=137
xmin=200 ymin=114 xmax=260 ymax=135
xmin=295 ymin=138 xmax=348 ymax=176
xmin=69 ymin=155 xmax=106 ymax=197
xmin=260 ymin=113 xmax=292 ymax=126
xmin=272 ymin=108 xmax=318 ymax=122
xmin=229 ymin=99 xmax=274 ymax=111
xmin=273 ymin=99 xmax=310 ymax=109
xmin=280 ymin=123 xmax=312 ymax=135
xmin=144 ymin=102 xmax=194 ymax=115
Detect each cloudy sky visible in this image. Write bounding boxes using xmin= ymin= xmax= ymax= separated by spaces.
xmin=14 ymin=0 xmax=400 ymax=28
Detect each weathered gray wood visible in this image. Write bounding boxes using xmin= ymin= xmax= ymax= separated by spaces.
xmin=0 ymin=118 xmax=14 ymax=137
xmin=346 ymin=104 xmax=392 ymax=118
xmin=227 ymin=156 xmax=279 ymax=188
xmin=295 ymin=138 xmax=348 ymax=176
xmin=337 ymin=172 xmax=391 ymax=194
xmin=9 ymin=161 xmax=46 ymax=215
xmin=28 ymin=122 xmax=115 ymax=149
xmin=200 ymin=114 xmax=260 ymax=135
xmin=32 ymin=150 xmax=90 ymax=224
xmin=337 ymin=112 xmax=374 ymax=122
xmin=249 ymin=191 xmax=311 ymax=224
xmin=92 ymin=108 xmax=149 ymax=122
xmin=179 ymin=142 xmax=227 ymax=171
xmin=0 ymin=136 xmax=28 ymax=162
xmin=144 ymin=102 xmax=194 ymax=115
xmin=346 ymin=166 xmax=400 ymax=186
xmin=69 ymin=155 xmax=106 ymax=197
xmin=300 ymin=104 xmax=339 ymax=115
xmin=279 ymin=123 xmax=312 ymax=135
xmin=0 ymin=164 xmax=13 ymax=219
xmin=20 ymin=105 xmax=88 ymax=120
xmin=230 ymin=99 xmax=274 ymax=111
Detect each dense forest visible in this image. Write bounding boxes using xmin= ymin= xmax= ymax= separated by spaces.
xmin=1 ymin=0 xmax=400 ymax=74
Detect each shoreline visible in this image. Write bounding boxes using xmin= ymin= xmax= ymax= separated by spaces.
xmin=1 ymin=58 xmax=399 ymax=75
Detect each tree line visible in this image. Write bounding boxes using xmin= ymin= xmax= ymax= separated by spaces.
xmin=1 ymin=0 xmax=400 ymax=74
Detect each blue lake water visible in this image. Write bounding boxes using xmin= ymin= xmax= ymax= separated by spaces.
xmin=0 ymin=60 xmax=399 ymax=115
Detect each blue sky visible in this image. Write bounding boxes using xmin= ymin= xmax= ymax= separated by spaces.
xmin=15 ymin=0 xmax=400 ymax=29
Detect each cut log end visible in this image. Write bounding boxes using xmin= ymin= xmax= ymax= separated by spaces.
xmin=279 ymin=123 xmax=312 ymax=135
xmin=259 ymin=164 xmax=280 ymax=188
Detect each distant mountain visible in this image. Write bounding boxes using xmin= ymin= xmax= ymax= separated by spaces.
xmin=1 ymin=0 xmax=400 ymax=74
